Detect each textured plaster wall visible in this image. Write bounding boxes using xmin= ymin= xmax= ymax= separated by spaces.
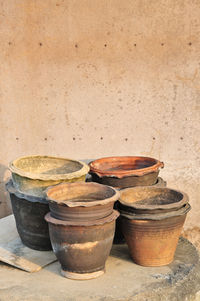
xmin=0 ymin=0 xmax=199 ymax=236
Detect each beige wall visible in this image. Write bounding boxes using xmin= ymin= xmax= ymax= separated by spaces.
xmin=0 ymin=1 xmax=199 ymax=236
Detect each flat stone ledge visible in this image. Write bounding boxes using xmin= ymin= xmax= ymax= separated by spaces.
xmin=0 ymin=237 xmax=199 ymax=301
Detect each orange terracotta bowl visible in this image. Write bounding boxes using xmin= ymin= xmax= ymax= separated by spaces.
xmin=89 ymin=156 xmax=164 ymax=189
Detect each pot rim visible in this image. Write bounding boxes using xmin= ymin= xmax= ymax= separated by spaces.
xmin=119 ymin=186 xmax=189 ymax=210
xmin=120 ymin=203 xmax=191 ymax=220
xmin=46 ymin=182 xmax=120 ymax=207
xmin=5 ymin=178 xmax=48 ymax=204
xmin=45 ymin=210 xmax=120 ymax=226
xmin=89 ymin=156 xmax=164 ymax=178
xmin=9 ymin=155 xmax=89 ymax=181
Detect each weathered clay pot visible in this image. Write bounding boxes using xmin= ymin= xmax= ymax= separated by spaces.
xmin=119 ymin=186 xmax=188 ymax=215
xmin=6 ymin=179 xmax=51 ymax=251
xmin=9 ymin=155 xmax=89 ymax=198
xmin=46 ymin=182 xmax=119 ymax=221
xmin=120 ymin=204 xmax=191 ymax=266
xmin=45 ymin=210 xmax=119 ymax=280
xmin=119 ymin=186 xmax=191 ymax=266
xmin=113 ymin=177 xmax=167 ymax=244
xmin=89 ymin=156 xmax=164 ymax=189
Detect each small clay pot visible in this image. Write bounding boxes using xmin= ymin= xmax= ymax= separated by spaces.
xmin=45 ymin=210 xmax=119 ymax=280
xmin=46 ymin=182 xmax=119 ymax=221
xmin=120 ymin=204 xmax=191 ymax=266
xmin=89 ymin=156 xmax=164 ymax=189
xmin=6 ymin=179 xmax=51 ymax=251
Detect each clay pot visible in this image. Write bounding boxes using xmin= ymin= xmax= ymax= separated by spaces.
xmin=119 ymin=186 xmax=188 ymax=215
xmin=6 ymin=179 xmax=51 ymax=251
xmin=46 ymin=182 xmax=119 ymax=221
xmin=120 ymin=204 xmax=190 ymax=266
xmin=113 ymin=177 xmax=167 ymax=244
xmin=89 ymin=156 xmax=164 ymax=189
xmin=118 ymin=186 xmax=191 ymax=266
xmin=9 ymin=155 xmax=89 ymax=198
xmin=45 ymin=210 xmax=119 ymax=280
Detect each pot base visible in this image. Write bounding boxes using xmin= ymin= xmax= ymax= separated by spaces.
xmin=131 ymin=258 xmax=173 ymax=267
xmin=61 ymin=269 xmax=105 ymax=280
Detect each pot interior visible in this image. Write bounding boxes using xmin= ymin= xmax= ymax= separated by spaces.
xmin=90 ymin=156 xmax=157 ymax=172
xmin=47 ymin=183 xmax=117 ymax=204
xmin=13 ymin=156 xmax=83 ymax=175
xmin=120 ymin=187 xmax=184 ymax=209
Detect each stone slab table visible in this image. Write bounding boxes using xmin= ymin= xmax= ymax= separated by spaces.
xmin=0 ymin=237 xmax=199 ymax=301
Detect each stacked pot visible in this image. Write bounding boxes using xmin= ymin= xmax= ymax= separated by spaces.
xmin=6 ymin=155 xmax=89 ymax=251
xmin=45 ymin=182 xmax=119 ymax=279
xmin=89 ymin=156 xmax=191 ymax=266
xmin=89 ymin=156 xmax=166 ymax=243
xmin=89 ymin=156 xmax=165 ymax=189
xmin=118 ymin=186 xmax=191 ymax=266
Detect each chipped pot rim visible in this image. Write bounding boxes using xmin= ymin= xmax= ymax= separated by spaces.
xmin=9 ymin=155 xmax=89 ymax=181
xmin=45 ymin=210 xmax=120 ymax=226
xmin=119 ymin=186 xmax=189 ymax=210
xmin=46 ymin=182 xmax=120 ymax=207
xmin=89 ymin=156 xmax=164 ymax=179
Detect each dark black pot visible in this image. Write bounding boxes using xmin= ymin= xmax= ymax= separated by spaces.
xmin=6 ymin=179 xmax=51 ymax=251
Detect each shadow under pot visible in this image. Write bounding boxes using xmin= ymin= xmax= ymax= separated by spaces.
xmin=46 ymin=182 xmax=120 ymax=222
xmin=6 ymin=179 xmax=51 ymax=251
xmin=45 ymin=210 xmax=119 ymax=280
xmin=89 ymin=156 xmax=164 ymax=189
xmin=113 ymin=177 xmax=167 ymax=244
xmin=119 ymin=187 xmax=191 ymax=266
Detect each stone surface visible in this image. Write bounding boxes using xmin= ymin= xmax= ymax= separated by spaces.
xmin=0 ymin=215 xmax=56 ymax=272
xmin=0 ymin=237 xmax=199 ymax=301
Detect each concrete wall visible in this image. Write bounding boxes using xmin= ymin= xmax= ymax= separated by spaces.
xmin=0 ymin=0 xmax=199 ymax=238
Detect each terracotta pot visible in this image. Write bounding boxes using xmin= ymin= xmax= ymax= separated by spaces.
xmin=9 ymin=155 xmax=89 ymax=198
xmin=46 ymin=182 xmax=119 ymax=221
xmin=45 ymin=210 xmax=119 ymax=280
xmin=6 ymin=179 xmax=51 ymax=251
xmin=113 ymin=177 xmax=167 ymax=244
xmin=121 ymin=204 xmax=190 ymax=266
xmin=89 ymin=156 xmax=164 ymax=189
